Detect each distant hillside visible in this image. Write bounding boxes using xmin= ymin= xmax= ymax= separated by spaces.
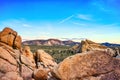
xmin=22 ymin=39 xmax=80 ymax=46
xmin=101 ymin=42 xmax=120 ymax=47
xmin=22 ymin=39 xmax=120 ymax=47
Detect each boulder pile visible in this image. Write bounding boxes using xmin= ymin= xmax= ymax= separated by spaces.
xmin=72 ymin=39 xmax=116 ymax=57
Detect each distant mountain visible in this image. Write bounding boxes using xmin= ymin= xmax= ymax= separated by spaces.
xmin=22 ymin=39 xmax=80 ymax=46
xmin=22 ymin=39 xmax=120 ymax=47
xmin=101 ymin=42 xmax=120 ymax=47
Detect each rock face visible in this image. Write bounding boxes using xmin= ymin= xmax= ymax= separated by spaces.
xmin=73 ymin=39 xmax=116 ymax=56
xmin=0 ymin=27 xmax=34 ymax=80
xmin=0 ymin=27 xmax=22 ymax=49
xmin=22 ymin=46 xmax=36 ymax=68
xmin=33 ymin=49 xmax=57 ymax=80
xmin=52 ymin=50 xmax=120 ymax=80
xmin=33 ymin=67 xmax=49 ymax=80
xmin=34 ymin=49 xmax=57 ymax=69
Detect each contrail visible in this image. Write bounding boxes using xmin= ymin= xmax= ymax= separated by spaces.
xmin=59 ymin=15 xmax=74 ymax=24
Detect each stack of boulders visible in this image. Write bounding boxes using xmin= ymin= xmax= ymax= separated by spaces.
xmin=33 ymin=49 xmax=57 ymax=80
xmin=0 ymin=27 xmax=57 ymax=80
xmin=0 ymin=27 xmax=34 ymax=80
xmin=0 ymin=27 xmax=21 ymax=49
xmin=72 ymin=39 xmax=117 ymax=57
xmin=1 ymin=27 xmax=120 ymax=80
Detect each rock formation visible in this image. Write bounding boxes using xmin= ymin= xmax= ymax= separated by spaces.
xmin=33 ymin=49 xmax=57 ymax=79
xmin=0 ymin=27 xmax=21 ymax=49
xmin=72 ymin=39 xmax=116 ymax=56
xmin=52 ymin=50 xmax=120 ymax=80
xmin=22 ymin=46 xmax=36 ymax=68
xmin=34 ymin=49 xmax=57 ymax=68
xmin=0 ymin=27 xmax=35 ymax=80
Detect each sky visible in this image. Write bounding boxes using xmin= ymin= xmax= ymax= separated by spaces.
xmin=0 ymin=0 xmax=120 ymax=43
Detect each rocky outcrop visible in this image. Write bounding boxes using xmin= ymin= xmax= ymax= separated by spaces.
xmin=33 ymin=49 xmax=57 ymax=79
xmin=0 ymin=27 xmax=35 ymax=80
xmin=52 ymin=50 xmax=120 ymax=80
xmin=34 ymin=49 xmax=57 ymax=69
xmin=0 ymin=45 xmax=34 ymax=80
xmin=33 ymin=67 xmax=50 ymax=80
xmin=0 ymin=27 xmax=22 ymax=49
xmin=72 ymin=39 xmax=116 ymax=56
xmin=22 ymin=46 xmax=36 ymax=68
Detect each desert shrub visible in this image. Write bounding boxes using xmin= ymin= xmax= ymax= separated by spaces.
xmin=23 ymin=45 xmax=76 ymax=63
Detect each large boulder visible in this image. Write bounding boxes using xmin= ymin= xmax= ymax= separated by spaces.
xmin=52 ymin=50 xmax=120 ymax=80
xmin=33 ymin=49 xmax=57 ymax=80
xmin=0 ymin=27 xmax=22 ymax=49
xmin=0 ymin=45 xmax=35 ymax=80
xmin=34 ymin=49 xmax=57 ymax=69
xmin=33 ymin=67 xmax=50 ymax=80
xmin=72 ymin=39 xmax=116 ymax=56
xmin=22 ymin=46 xmax=36 ymax=68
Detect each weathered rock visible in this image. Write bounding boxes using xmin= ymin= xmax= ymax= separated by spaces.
xmin=22 ymin=46 xmax=36 ymax=68
xmin=0 ymin=47 xmax=17 ymax=66
xmin=14 ymin=35 xmax=22 ymax=49
xmin=33 ymin=67 xmax=50 ymax=80
xmin=0 ymin=72 xmax=23 ymax=80
xmin=0 ymin=27 xmax=34 ymax=80
xmin=73 ymin=39 xmax=115 ymax=56
xmin=21 ymin=55 xmax=35 ymax=69
xmin=52 ymin=50 xmax=120 ymax=80
xmin=0 ymin=27 xmax=22 ymax=49
xmin=21 ymin=64 xmax=34 ymax=80
xmin=34 ymin=49 xmax=57 ymax=69
xmin=0 ymin=47 xmax=35 ymax=80
xmin=0 ymin=58 xmax=17 ymax=73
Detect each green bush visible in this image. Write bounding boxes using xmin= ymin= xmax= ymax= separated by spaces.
xmin=23 ymin=45 xmax=76 ymax=63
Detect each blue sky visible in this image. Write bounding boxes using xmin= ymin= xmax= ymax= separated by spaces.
xmin=0 ymin=0 xmax=120 ymax=43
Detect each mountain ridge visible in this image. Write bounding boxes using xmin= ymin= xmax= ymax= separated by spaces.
xmin=22 ymin=39 xmax=80 ymax=46
xmin=22 ymin=39 xmax=120 ymax=47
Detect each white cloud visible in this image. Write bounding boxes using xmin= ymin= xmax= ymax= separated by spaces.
xmin=61 ymin=38 xmax=87 ymax=41
xmin=77 ymin=14 xmax=92 ymax=21
xmin=22 ymin=24 xmax=31 ymax=27
xmin=72 ymin=22 xmax=87 ymax=26
xmin=59 ymin=15 xmax=74 ymax=24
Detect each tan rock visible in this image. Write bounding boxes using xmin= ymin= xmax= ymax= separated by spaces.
xmin=0 ymin=27 xmax=22 ymax=49
xmin=34 ymin=49 xmax=57 ymax=69
xmin=14 ymin=35 xmax=22 ymax=49
xmin=33 ymin=67 xmax=50 ymax=80
xmin=21 ymin=64 xmax=33 ymax=80
xmin=22 ymin=46 xmax=36 ymax=68
xmin=0 ymin=27 xmax=34 ymax=80
xmin=100 ymin=71 xmax=120 ymax=80
xmin=73 ymin=39 xmax=115 ymax=56
xmin=21 ymin=55 xmax=35 ymax=69
xmin=0 ymin=58 xmax=17 ymax=73
xmin=0 ymin=47 xmax=17 ymax=66
xmin=52 ymin=51 xmax=114 ymax=80
xmin=0 ymin=72 xmax=23 ymax=80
